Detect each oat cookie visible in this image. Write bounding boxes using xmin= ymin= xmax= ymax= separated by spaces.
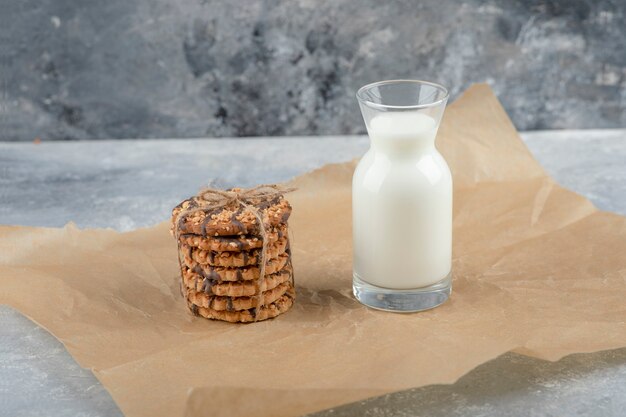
xmin=181 ymin=236 xmax=288 ymax=268
xmin=187 ymin=293 xmax=295 ymax=323
xmin=186 ymin=281 xmax=292 ymax=311
xmin=182 ymin=264 xmax=293 ymax=297
xmin=179 ymin=224 xmax=287 ymax=252
xmin=172 ymin=197 xmax=291 ymax=237
xmin=183 ymin=252 xmax=291 ymax=282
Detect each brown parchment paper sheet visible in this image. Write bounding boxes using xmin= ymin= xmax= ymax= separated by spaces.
xmin=1 ymin=85 xmax=626 ymax=417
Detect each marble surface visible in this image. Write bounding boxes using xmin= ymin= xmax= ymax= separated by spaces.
xmin=1 ymin=130 xmax=626 ymax=230
xmin=2 ymin=0 xmax=625 ymax=141
xmin=0 ymin=309 xmax=123 ymax=417
xmin=318 ymin=349 xmax=626 ymax=417
xmin=1 ymin=129 xmax=626 ymax=417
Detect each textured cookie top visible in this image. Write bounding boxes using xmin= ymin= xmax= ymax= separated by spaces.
xmin=171 ymin=194 xmax=292 ymax=237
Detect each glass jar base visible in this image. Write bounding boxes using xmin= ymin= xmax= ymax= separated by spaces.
xmin=353 ymin=272 xmax=452 ymax=313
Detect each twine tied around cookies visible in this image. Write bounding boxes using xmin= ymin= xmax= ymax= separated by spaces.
xmin=174 ymin=184 xmax=296 ymax=321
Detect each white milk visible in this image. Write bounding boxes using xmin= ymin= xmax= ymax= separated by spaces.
xmin=352 ymin=112 xmax=452 ymax=289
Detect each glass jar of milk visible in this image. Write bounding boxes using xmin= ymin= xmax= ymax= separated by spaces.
xmin=353 ymin=80 xmax=451 ymax=312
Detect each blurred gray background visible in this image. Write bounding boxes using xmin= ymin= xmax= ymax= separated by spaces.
xmin=1 ymin=0 xmax=625 ymax=141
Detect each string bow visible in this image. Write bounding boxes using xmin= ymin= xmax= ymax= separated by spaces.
xmin=197 ymin=184 xmax=295 ymax=211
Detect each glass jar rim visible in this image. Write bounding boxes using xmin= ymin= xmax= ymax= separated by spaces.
xmin=356 ymin=79 xmax=449 ymax=110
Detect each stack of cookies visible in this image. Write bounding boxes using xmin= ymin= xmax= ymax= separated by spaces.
xmin=171 ymin=186 xmax=295 ymax=323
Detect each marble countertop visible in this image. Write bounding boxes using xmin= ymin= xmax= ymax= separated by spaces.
xmin=1 ymin=129 xmax=626 ymax=416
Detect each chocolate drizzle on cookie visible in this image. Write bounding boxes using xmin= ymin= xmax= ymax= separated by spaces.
xmin=230 ymin=209 xmax=246 ymax=234
xmin=204 ymin=270 xmax=219 ymax=293
xmin=257 ymin=196 xmax=281 ymax=210
xmin=200 ymin=211 xmax=213 ymax=238
xmin=201 ymin=278 xmax=214 ymax=294
xmin=191 ymin=264 xmax=204 ymax=277
xmin=207 ymin=268 xmax=220 ymax=281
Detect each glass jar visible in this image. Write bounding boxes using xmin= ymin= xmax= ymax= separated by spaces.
xmin=353 ymin=80 xmax=452 ymax=312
